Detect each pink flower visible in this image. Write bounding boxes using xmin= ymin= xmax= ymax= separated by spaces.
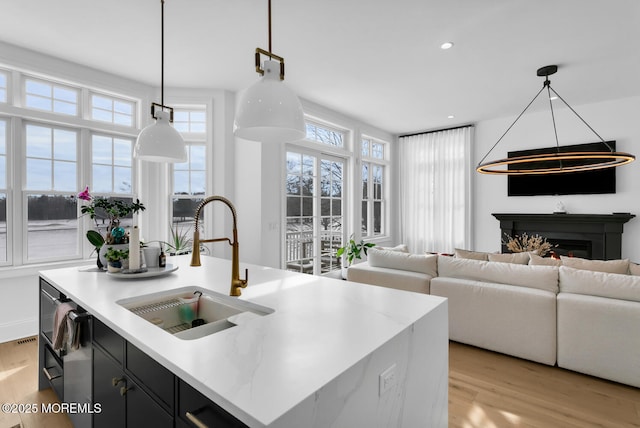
xmin=78 ymin=186 xmax=92 ymax=201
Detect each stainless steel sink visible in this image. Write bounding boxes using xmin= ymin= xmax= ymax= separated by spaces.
xmin=117 ymin=286 xmax=273 ymax=340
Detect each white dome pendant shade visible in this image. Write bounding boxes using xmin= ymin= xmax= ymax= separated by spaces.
xmin=133 ymin=0 xmax=186 ymax=163
xmin=234 ymin=60 xmax=305 ymax=143
xmin=135 ymin=109 xmax=187 ymax=162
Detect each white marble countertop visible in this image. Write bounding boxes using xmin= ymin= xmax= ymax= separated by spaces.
xmin=40 ymin=255 xmax=446 ymax=427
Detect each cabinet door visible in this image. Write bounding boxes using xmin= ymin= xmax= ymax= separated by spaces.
xmin=93 ymin=346 xmax=125 ymax=428
xmin=126 ymin=381 xmax=173 ymax=428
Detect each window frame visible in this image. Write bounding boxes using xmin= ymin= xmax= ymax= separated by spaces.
xmin=23 ymin=76 xmax=80 ymax=117
xmin=360 ymin=136 xmax=390 ymax=240
xmin=0 ymin=68 xmax=142 ymax=268
xmin=89 ymin=92 xmax=136 ymax=128
xmin=169 ymin=106 xmax=209 ymax=248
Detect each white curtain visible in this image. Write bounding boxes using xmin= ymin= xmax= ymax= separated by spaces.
xmin=399 ymin=126 xmax=472 ymax=253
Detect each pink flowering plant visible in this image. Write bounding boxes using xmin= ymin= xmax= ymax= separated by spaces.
xmin=78 ymin=186 xmax=146 ymax=246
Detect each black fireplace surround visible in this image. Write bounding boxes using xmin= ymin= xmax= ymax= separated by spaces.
xmin=493 ymin=213 xmax=635 ymax=260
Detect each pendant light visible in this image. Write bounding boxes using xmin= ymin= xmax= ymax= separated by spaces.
xmin=134 ymin=0 xmax=187 ymax=163
xmin=234 ymin=0 xmax=305 ymax=143
xmin=477 ymin=65 xmax=634 ymax=175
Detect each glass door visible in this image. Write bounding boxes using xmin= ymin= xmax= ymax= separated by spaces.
xmin=285 ymin=150 xmax=345 ymax=275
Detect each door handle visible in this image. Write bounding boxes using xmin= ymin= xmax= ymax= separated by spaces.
xmin=111 ymin=377 xmax=125 ymax=386
xmin=185 ymin=410 xmax=209 ymax=428
xmin=43 ymin=367 xmax=61 ymax=381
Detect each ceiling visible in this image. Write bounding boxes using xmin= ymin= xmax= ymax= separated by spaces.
xmin=1 ymin=0 xmax=639 ymax=135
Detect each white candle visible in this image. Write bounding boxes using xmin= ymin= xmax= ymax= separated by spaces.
xmin=129 ymin=226 xmax=140 ymax=270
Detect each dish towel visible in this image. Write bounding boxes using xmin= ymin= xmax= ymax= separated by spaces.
xmin=52 ymin=302 xmax=75 ymax=351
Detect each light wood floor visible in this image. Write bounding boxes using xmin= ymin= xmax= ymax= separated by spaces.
xmin=0 ymin=337 xmax=638 ymax=427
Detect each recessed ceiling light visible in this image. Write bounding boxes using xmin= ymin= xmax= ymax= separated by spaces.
xmin=447 ymin=115 xmax=455 ymax=119
xmin=440 ymin=42 xmax=454 ymax=50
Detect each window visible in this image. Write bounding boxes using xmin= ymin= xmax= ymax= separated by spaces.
xmin=0 ymin=67 xmax=141 ymax=267
xmin=25 ymin=78 xmax=78 ymax=116
xmin=285 ymin=150 xmax=344 ymax=274
xmin=0 ymin=71 xmax=7 ymax=103
xmin=91 ymin=134 xmax=133 ymax=194
xmin=25 ymin=123 xmax=79 ymax=261
xmin=171 ymin=107 xmax=207 ymax=249
xmin=173 ymin=109 xmax=206 ymax=133
xmin=305 ymin=121 xmax=344 ymax=148
xmin=0 ymin=119 xmax=7 ymax=262
xmin=91 ymin=94 xmax=135 ymax=127
xmin=361 ymin=137 xmax=387 ymax=237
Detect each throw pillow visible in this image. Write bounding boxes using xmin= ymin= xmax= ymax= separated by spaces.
xmin=528 ymin=253 xmax=562 ymax=267
xmin=368 ymin=249 xmax=438 ymax=277
xmin=488 ymin=252 xmax=531 ymax=265
xmin=560 ymin=256 xmax=629 ymax=274
xmin=629 ymin=262 xmax=640 ymax=276
xmin=454 ymin=248 xmax=489 ymax=261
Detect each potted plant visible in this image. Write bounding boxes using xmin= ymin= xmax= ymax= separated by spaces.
xmin=336 ymin=235 xmax=376 ymax=279
xmin=105 ymin=247 xmax=129 ymax=273
xmin=77 ymin=186 xmax=145 ymax=267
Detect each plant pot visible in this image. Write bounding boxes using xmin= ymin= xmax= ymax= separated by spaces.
xmin=107 ymin=260 xmax=122 ymax=273
xmin=99 ymin=243 xmax=128 ymax=268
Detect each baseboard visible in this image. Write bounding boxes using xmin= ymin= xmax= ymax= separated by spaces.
xmin=0 ymin=317 xmax=38 ymax=343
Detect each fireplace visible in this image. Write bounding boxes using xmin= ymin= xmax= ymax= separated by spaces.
xmin=492 ymin=213 xmax=635 ymax=260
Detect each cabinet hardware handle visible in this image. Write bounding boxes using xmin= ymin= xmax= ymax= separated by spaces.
xmin=112 ymin=377 xmax=125 ymax=387
xmin=43 ymin=367 xmax=61 ymax=381
xmin=185 ymin=411 xmax=209 ymax=428
xmin=120 ymin=386 xmax=132 ymax=396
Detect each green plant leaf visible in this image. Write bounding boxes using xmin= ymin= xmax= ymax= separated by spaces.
xmin=86 ymin=230 xmax=105 ymax=248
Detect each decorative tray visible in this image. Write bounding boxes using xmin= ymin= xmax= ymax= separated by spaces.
xmin=106 ymin=264 xmax=178 ymax=279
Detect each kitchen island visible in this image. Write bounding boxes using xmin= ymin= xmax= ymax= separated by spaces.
xmin=39 ymin=255 xmax=448 ymax=427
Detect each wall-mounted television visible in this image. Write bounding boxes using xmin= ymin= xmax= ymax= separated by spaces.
xmin=507 ymin=141 xmax=617 ymax=196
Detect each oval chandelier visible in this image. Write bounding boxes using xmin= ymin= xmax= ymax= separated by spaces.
xmin=477 ymin=65 xmax=635 ymax=175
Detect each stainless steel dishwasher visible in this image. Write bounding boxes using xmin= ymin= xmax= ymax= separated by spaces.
xmin=39 ymin=279 xmax=93 ymax=427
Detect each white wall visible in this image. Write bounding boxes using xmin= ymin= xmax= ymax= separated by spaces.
xmin=473 ymin=95 xmax=640 ymax=260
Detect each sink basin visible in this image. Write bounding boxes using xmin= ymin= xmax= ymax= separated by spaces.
xmin=117 ymin=286 xmax=273 ymax=340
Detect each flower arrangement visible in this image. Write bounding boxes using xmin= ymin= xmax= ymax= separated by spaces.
xmin=78 ymin=186 xmax=146 ymax=246
xmin=502 ymin=232 xmax=557 ymax=257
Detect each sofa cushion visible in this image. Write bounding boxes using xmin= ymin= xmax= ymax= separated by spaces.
xmin=431 ymin=277 xmax=557 ymax=365
xmin=560 ymin=256 xmax=629 ymax=274
xmin=529 ymin=253 xmax=562 ymax=266
xmin=368 ymin=249 xmax=437 ymax=277
xmin=559 ymin=266 xmax=640 ymax=303
xmin=488 ymin=252 xmax=530 ymax=265
xmin=347 ymin=262 xmax=431 ymax=294
xmin=376 ymin=244 xmax=409 ymax=253
xmin=437 ymin=255 xmax=559 ymax=293
xmin=454 ymin=248 xmax=489 ymax=261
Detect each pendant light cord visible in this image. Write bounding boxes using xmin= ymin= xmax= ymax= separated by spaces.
xmin=161 ymin=0 xmax=165 ymax=107
xmin=268 ymin=0 xmax=272 ymax=53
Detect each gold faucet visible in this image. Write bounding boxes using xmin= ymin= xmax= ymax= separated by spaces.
xmin=190 ymin=196 xmax=248 ymax=297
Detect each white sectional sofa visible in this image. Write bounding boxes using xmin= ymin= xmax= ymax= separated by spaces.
xmin=430 ymin=256 xmax=559 ymax=365
xmin=557 ymin=266 xmax=640 ymax=388
xmin=346 ymin=249 xmax=640 ymax=388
